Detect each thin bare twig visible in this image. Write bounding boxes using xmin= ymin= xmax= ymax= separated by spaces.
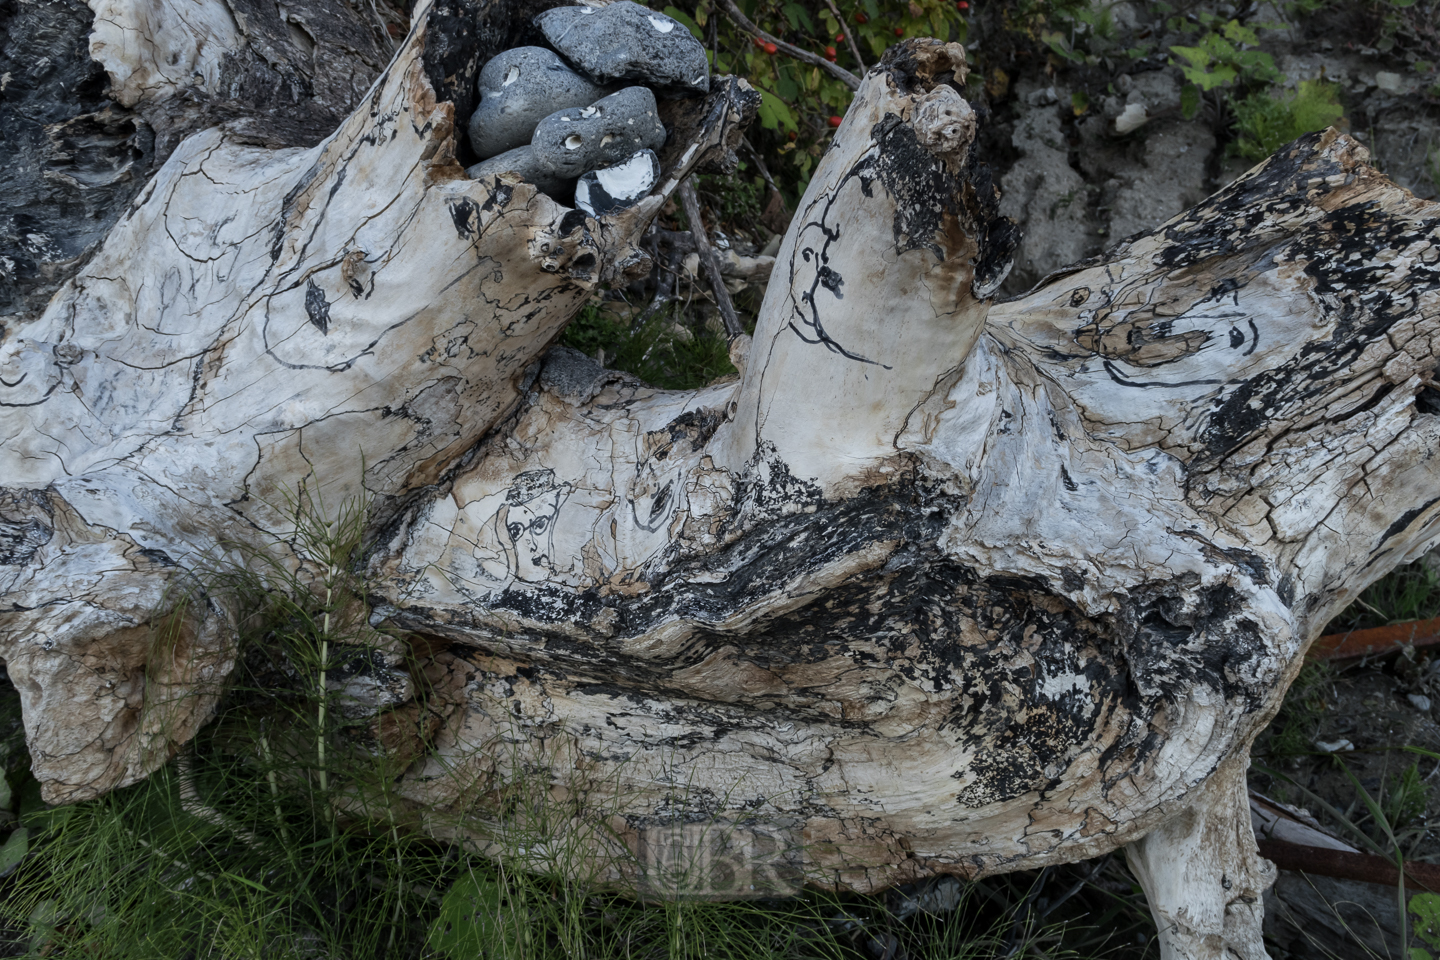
xmin=714 ymin=0 xmax=861 ymax=91
xmin=820 ymin=0 xmax=867 ymax=72
xmin=677 ymin=181 xmax=745 ymax=339
xmin=741 ymin=137 xmax=782 ymax=197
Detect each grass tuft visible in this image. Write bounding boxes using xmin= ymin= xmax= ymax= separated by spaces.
xmin=1230 ymin=80 xmax=1346 ymax=161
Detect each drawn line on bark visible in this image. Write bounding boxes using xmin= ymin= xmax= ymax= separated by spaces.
xmin=0 ymin=382 xmax=60 ymax=407
xmin=783 ymin=150 xmax=889 ymax=367
xmin=1101 ymin=360 xmax=1222 ymax=389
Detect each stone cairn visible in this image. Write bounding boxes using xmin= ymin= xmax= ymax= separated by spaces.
xmin=467 ymin=1 xmax=710 ymax=215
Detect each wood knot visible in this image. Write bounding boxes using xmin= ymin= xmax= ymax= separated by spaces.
xmin=910 ymin=85 xmax=976 ymax=171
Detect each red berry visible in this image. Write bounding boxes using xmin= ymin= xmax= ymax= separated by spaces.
xmin=826 ymin=45 xmax=837 ymax=57
xmin=836 ymin=32 xmax=845 ymax=40
xmin=894 ymin=27 xmax=904 ymax=36
xmin=764 ymin=42 xmax=778 ymax=54
xmin=753 ymin=36 xmax=765 ymax=47
xmin=956 ymin=1 xmax=968 ymax=8
xmin=855 ymin=12 xmax=867 ymax=22
xmin=788 ymin=130 xmax=797 ymax=140
xmin=829 ymin=115 xmax=843 ymax=127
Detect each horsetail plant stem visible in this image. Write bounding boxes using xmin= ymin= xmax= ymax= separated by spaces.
xmin=258 ymin=724 xmax=289 ymax=845
xmin=318 ymin=554 xmax=335 ymax=836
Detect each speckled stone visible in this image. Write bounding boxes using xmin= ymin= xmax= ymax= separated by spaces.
xmin=466 ymin=146 xmax=571 ymax=197
xmin=468 ymin=46 xmax=613 ymax=160
xmin=535 ymin=1 xmax=710 ymax=96
xmin=530 ymin=86 xmax=666 ymax=179
xmin=575 ymin=149 xmax=659 ymax=216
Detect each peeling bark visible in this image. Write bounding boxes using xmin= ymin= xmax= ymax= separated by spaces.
xmin=3 ymin=2 xmax=1440 ymax=957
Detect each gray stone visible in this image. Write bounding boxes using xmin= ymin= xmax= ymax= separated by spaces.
xmin=997 ymin=84 xmax=1098 ymax=296
xmin=531 ymin=86 xmax=666 ymax=179
xmin=468 ymin=47 xmax=614 ymax=161
xmin=1085 ymin=119 xmax=1215 ymax=243
xmin=887 ymin=876 xmax=963 ymax=920
xmin=1371 ymin=112 xmax=1440 ymax=201
xmin=535 ymin=1 xmax=710 ymax=95
xmin=466 ymin=146 xmax=571 ymax=197
xmin=575 ymin=149 xmax=659 ymax=216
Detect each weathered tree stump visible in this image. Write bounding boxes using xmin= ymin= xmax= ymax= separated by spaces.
xmin=3 ymin=1 xmax=1439 ymax=956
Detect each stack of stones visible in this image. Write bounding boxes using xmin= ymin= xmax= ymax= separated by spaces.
xmin=466 ymin=1 xmax=710 ymax=216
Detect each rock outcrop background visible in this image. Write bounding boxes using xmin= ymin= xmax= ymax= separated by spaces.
xmin=968 ymin=2 xmax=1440 ymax=297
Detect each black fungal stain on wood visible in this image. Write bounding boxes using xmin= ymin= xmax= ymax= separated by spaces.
xmin=0 ymin=0 xmax=153 ymax=321
xmin=393 ymin=466 xmax=1276 ymax=814
xmin=1196 ymin=199 xmax=1440 ymax=463
xmin=305 ymin=279 xmax=332 ymax=334
xmin=0 ymin=490 xmax=55 ymax=569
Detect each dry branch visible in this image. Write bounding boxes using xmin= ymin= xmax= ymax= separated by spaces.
xmin=677 ymin=181 xmax=745 ymax=338
xmin=715 ymin=0 xmax=862 ymax=90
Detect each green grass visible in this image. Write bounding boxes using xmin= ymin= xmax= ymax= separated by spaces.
xmin=1230 ymin=80 xmax=1346 ymax=161
xmin=1258 ymin=660 xmax=1337 ymax=760
xmin=1330 ymin=558 xmax=1440 ymax=632
xmin=559 ymin=302 xmax=739 ymax=390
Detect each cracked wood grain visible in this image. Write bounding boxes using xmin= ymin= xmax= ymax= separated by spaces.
xmin=0 ymin=0 xmax=751 ymax=804
xmin=1 ymin=9 xmax=1437 ymax=959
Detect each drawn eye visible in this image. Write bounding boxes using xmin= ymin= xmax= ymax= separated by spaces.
xmin=507 ymin=521 xmax=524 ymax=541
xmin=530 ymin=515 xmax=549 ymax=534
xmin=1075 ymin=315 xmax=1209 ymax=367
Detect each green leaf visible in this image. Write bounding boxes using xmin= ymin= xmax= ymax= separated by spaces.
xmin=1171 ymin=49 xmax=1237 ymax=92
xmin=1180 ymin=82 xmax=1201 ymax=120
xmin=1230 ymin=81 xmax=1344 ymax=160
xmin=757 ymin=89 xmax=795 ymax=132
xmin=782 ymin=2 xmax=814 ymax=31
xmin=1331 ymin=754 xmax=1403 ymax=858
xmin=1042 ymin=30 xmax=1085 ymax=63
xmin=1071 ymin=90 xmax=1091 ymax=115
xmin=1169 ymin=44 xmax=1210 ymax=69
xmin=1412 ymin=891 xmax=1440 ymax=949
xmin=428 ymin=871 xmax=526 ymax=960
xmin=863 ymin=0 xmax=880 ymax=21
xmin=0 ymin=772 xmax=11 ymax=813
xmin=220 ymin=871 xmax=271 ymax=893
xmin=663 ymin=6 xmax=704 ymax=39
xmin=776 ymin=63 xmax=799 ymax=101
xmin=0 ymin=827 xmax=27 ymax=878
xmin=1221 ymin=19 xmax=1260 ymax=46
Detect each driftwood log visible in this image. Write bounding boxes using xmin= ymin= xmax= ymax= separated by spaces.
xmin=4 ymin=0 xmax=1440 ymax=956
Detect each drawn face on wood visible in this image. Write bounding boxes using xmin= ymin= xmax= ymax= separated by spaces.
xmin=1064 ymin=269 xmax=1269 ymax=388
xmin=496 ymin=470 xmax=571 ymax=583
xmin=994 ymin=255 xmax=1332 ymax=455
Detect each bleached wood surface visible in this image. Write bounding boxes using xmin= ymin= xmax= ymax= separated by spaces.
xmin=3 ymin=1 xmax=1439 ymax=956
